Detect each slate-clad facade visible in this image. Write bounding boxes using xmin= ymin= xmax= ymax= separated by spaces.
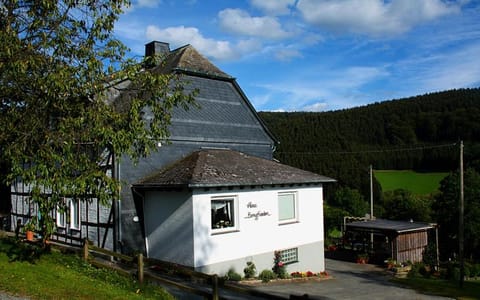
xmin=8 ymin=41 xmax=276 ymax=252
xmin=118 ymin=42 xmax=276 ymax=253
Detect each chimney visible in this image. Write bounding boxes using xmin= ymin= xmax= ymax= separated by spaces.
xmin=145 ymin=41 xmax=170 ymax=58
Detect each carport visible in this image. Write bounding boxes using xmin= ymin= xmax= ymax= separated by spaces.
xmin=345 ymin=218 xmax=438 ymax=265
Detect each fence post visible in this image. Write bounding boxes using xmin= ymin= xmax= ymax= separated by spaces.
xmin=83 ymin=239 xmax=89 ymax=261
xmin=212 ymin=274 xmax=219 ymax=300
xmin=137 ymin=253 xmax=144 ymax=285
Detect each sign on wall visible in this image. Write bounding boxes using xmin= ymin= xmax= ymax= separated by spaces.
xmin=244 ymin=201 xmax=271 ymax=220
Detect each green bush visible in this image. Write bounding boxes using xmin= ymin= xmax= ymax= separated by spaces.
xmin=224 ymin=268 xmax=242 ymax=282
xmin=464 ymin=262 xmax=471 ymax=278
xmin=272 ymin=251 xmax=288 ymax=279
xmin=258 ymin=269 xmax=276 ymax=283
xmin=452 ymin=266 xmax=461 ymax=282
xmin=408 ymin=262 xmax=422 ymax=278
xmin=243 ymin=261 xmax=256 ymax=279
xmin=470 ymin=264 xmax=480 ymax=277
xmin=407 ymin=262 xmax=432 ymax=278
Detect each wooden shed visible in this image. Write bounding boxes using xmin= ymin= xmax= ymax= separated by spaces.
xmin=345 ymin=218 xmax=437 ymax=264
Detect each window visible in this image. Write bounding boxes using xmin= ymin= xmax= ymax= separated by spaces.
xmin=211 ymin=197 xmax=237 ymax=233
xmin=56 ymin=210 xmax=66 ymax=228
xmin=56 ymin=198 xmax=80 ymax=230
xmin=279 ymin=248 xmax=298 ymax=264
xmin=278 ymin=192 xmax=298 ymax=224
xmin=56 ymin=199 xmax=67 ymax=228
xmin=70 ymin=199 xmax=80 ymax=230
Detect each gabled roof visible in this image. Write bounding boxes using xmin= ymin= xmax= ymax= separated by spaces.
xmin=134 ymin=149 xmax=335 ymax=189
xmin=153 ymin=44 xmax=232 ymax=79
xmin=346 ymin=218 xmax=434 ymax=234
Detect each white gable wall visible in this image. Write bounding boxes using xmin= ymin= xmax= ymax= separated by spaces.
xmin=192 ymin=185 xmax=324 ymax=275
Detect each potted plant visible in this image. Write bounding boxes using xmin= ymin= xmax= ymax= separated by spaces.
xmin=385 ymin=258 xmax=397 ymax=270
xmin=356 ymin=253 xmax=369 ymax=264
xmin=23 ymin=217 xmax=38 ymax=241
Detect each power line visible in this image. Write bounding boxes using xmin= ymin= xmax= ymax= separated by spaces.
xmin=275 ymin=142 xmax=457 ymax=156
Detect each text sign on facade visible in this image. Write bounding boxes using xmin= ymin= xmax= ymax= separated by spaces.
xmin=244 ymin=201 xmax=271 ymax=220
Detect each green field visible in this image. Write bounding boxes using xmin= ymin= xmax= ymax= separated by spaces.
xmin=374 ymin=170 xmax=449 ymax=195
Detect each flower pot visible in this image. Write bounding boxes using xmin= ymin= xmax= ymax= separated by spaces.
xmin=356 ymin=258 xmax=368 ymax=264
xmin=26 ymin=230 xmax=34 ymax=241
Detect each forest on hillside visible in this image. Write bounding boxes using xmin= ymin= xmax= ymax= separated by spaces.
xmin=259 ymin=88 xmax=480 ymax=260
xmin=259 ymin=88 xmax=480 ymax=198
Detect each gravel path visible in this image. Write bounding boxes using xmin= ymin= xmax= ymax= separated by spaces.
xmin=0 ymin=291 xmax=29 ymax=300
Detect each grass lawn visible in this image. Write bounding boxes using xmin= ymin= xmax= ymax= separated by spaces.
xmin=0 ymin=234 xmax=174 ymax=300
xmin=374 ymin=170 xmax=449 ymax=195
xmin=394 ymin=277 xmax=480 ymax=300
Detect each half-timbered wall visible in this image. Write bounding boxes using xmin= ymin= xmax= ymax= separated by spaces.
xmin=9 ymin=151 xmax=115 ymax=248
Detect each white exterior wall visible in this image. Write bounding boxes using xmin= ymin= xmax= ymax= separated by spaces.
xmin=192 ymin=186 xmax=324 ymax=274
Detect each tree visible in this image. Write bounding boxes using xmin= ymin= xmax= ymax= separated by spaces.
xmin=330 ymin=187 xmax=369 ymax=218
xmin=381 ymin=189 xmax=432 ymax=222
xmin=433 ymin=169 xmax=480 ymax=260
xmin=0 ymin=0 xmax=195 ymax=245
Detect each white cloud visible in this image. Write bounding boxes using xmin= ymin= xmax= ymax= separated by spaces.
xmin=401 ymin=42 xmax=480 ymax=94
xmin=145 ymin=25 xmax=262 ymax=61
xmin=135 ymin=0 xmax=161 ymax=8
xmin=296 ymin=0 xmax=461 ymax=37
xmin=218 ymin=8 xmax=292 ymax=39
xmin=253 ymin=65 xmax=389 ymax=111
xmin=249 ymin=0 xmax=296 ymax=15
xmin=302 ymin=102 xmax=328 ymax=112
xmin=275 ymin=48 xmax=302 ymax=61
xmin=123 ymin=0 xmax=161 ymax=12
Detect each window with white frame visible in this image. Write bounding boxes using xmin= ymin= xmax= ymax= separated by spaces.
xmin=56 ymin=206 xmax=66 ymax=228
xmin=211 ymin=196 xmax=237 ymax=233
xmin=70 ymin=199 xmax=80 ymax=230
xmin=278 ymin=192 xmax=298 ymax=224
xmin=56 ymin=199 xmax=80 ymax=230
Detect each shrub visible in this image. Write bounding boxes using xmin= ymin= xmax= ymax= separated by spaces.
xmin=470 ymin=264 xmax=480 ymax=278
xmin=258 ymin=269 xmax=276 ymax=283
xmin=224 ymin=268 xmax=242 ymax=282
xmin=272 ymin=251 xmax=288 ymax=279
xmin=407 ymin=262 xmax=422 ymax=278
xmin=408 ymin=262 xmax=432 ymax=278
xmin=464 ymin=262 xmax=471 ymax=278
xmin=243 ymin=261 xmax=256 ymax=279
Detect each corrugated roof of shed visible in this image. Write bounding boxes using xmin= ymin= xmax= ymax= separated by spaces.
xmin=134 ymin=149 xmax=335 ymax=189
xmin=346 ymin=218 xmax=434 ymax=234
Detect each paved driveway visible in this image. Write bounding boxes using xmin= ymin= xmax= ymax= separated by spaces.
xmin=250 ymin=259 xmax=452 ymax=300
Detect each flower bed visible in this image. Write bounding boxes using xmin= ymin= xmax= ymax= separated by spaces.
xmin=236 ymin=271 xmax=330 ymax=286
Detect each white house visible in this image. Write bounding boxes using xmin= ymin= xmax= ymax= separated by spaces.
xmin=132 ymin=148 xmax=335 ymax=275
xmin=7 ymin=42 xmax=336 ymax=277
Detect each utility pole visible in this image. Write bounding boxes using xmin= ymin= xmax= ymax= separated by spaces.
xmin=370 ymin=164 xmax=374 ymax=220
xmin=370 ymin=165 xmax=374 ymax=251
xmin=459 ymin=141 xmax=464 ymax=287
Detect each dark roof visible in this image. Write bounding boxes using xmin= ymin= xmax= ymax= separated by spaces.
xmin=346 ymin=218 xmax=434 ymax=234
xmin=134 ymin=149 xmax=335 ymax=189
xmin=108 ymin=43 xmax=277 ymax=148
xmin=154 ymin=45 xmax=232 ymax=79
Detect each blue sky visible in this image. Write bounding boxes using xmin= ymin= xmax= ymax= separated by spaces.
xmin=114 ymin=0 xmax=480 ymax=112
